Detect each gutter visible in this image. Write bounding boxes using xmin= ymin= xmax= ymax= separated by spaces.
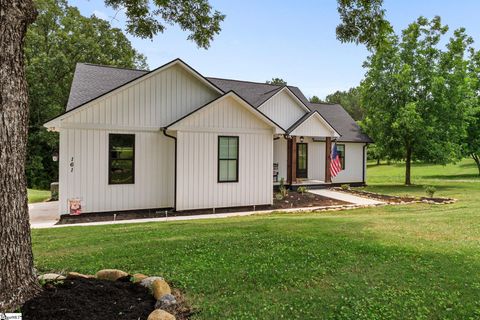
xmin=362 ymin=144 xmax=368 ymax=185
xmin=162 ymin=129 xmax=177 ymax=210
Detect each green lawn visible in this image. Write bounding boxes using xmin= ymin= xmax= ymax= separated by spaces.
xmin=28 ymin=189 xmax=50 ymax=203
xmin=31 ymin=159 xmax=480 ymax=319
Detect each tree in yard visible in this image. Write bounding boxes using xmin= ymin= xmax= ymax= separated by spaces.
xmin=361 ymin=16 xmax=474 ymax=185
xmin=466 ymin=49 xmax=480 ymax=175
xmin=25 ymin=0 xmax=148 ymax=190
xmin=266 ymin=77 xmax=287 ymax=86
xmin=0 ymin=0 xmax=224 ymax=312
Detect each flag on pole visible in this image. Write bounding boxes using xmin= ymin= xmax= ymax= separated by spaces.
xmin=330 ymin=143 xmax=342 ymax=177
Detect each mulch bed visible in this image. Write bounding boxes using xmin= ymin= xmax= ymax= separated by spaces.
xmin=272 ymin=192 xmax=348 ymax=209
xmin=332 ymin=187 xmax=456 ymax=204
xmin=22 ymin=277 xmax=193 ymax=320
xmin=57 ymin=192 xmax=349 ymax=225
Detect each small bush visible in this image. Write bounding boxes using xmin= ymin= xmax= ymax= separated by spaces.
xmin=297 ymin=186 xmax=308 ymax=194
xmin=275 ymin=193 xmax=284 ymax=201
xmin=341 ymin=184 xmax=350 ymax=191
xmin=424 ymin=186 xmax=436 ymax=198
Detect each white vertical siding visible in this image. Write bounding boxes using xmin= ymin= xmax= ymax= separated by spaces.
xmin=306 ymin=138 xmax=325 ymax=181
xmin=63 ymin=64 xmax=219 ymax=128
xmin=332 ymin=142 xmax=366 ymax=183
xmin=58 ymin=128 xmax=174 ymax=214
xmin=258 ymin=90 xmax=307 ymax=129
xmin=175 ymin=96 xmax=274 ymax=210
xmin=290 ymin=114 xmax=336 ymax=137
xmin=273 ymin=137 xmax=288 ymax=182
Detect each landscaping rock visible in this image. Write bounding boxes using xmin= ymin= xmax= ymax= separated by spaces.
xmin=38 ymin=273 xmax=66 ymax=281
xmin=152 ymin=279 xmax=172 ymax=299
xmin=147 ymin=309 xmax=175 ymax=320
xmin=95 ymin=269 xmax=128 ymax=281
xmin=140 ymin=276 xmax=164 ymax=290
xmin=66 ymin=272 xmax=95 ymax=279
xmin=132 ymin=273 xmax=148 ymax=283
xmin=155 ymin=293 xmax=177 ymax=309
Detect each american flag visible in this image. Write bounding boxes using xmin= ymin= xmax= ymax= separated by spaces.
xmin=330 ymin=143 xmax=342 ymax=177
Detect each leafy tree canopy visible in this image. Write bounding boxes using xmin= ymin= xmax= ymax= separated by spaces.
xmin=266 ymin=78 xmax=287 ymax=86
xmin=104 ymin=0 xmax=225 ymax=48
xmin=466 ymin=49 xmax=480 ymax=175
xmin=309 ymin=96 xmax=324 ymax=103
xmin=325 ymin=87 xmax=364 ymax=120
xmin=25 ymin=0 xmax=148 ymax=189
xmin=361 ymin=16 xmax=475 ymax=184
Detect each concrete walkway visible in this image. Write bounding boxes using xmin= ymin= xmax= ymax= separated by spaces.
xmin=308 ymin=189 xmax=384 ymax=205
xmin=29 ymin=190 xmax=384 ymax=229
xmin=29 ymin=201 xmax=60 ymax=228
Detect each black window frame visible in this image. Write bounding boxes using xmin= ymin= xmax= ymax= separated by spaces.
xmin=336 ymin=144 xmax=345 ymax=170
xmin=108 ymin=133 xmax=135 ymax=185
xmin=217 ymin=136 xmax=239 ymax=183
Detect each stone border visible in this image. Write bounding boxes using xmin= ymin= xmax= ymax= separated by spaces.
xmin=38 ymin=269 xmax=178 ymax=320
xmin=331 ymin=187 xmax=457 ymax=205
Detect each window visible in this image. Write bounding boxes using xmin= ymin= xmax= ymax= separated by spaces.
xmin=218 ymin=136 xmax=239 ymax=182
xmin=109 ymin=134 xmax=135 ymax=184
xmin=336 ymin=144 xmax=345 ymax=170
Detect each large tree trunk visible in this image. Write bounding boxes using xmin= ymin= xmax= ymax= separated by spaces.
xmin=405 ymin=146 xmax=412 ymax=185
xmin=472 ymin=153 xmax=480 ymax=176
xmin=0 ymin=0 xmax=39 ymax=312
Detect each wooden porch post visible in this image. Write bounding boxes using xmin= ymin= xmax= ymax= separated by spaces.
xmin=325 ymin=137 xmax=332 ymax=183
xmin=287 ymin=136 xmax=297 ymax=184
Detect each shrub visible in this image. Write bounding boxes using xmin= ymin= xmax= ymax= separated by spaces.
xmin=275 ymin=193 xmax=284 ymax=201
xmin=424 ymin=186 xmax=436 ymax=198
xmin=297 ymin=186 xmax=308 ymax=194
xmin=341 ymin=184 xmax=350 ymax=191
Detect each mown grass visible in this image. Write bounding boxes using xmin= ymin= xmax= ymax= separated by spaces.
xmin=28 ymin=189 xmax=50 ymax=203
xmin=31 ymin=159 xmax=480 ymax=319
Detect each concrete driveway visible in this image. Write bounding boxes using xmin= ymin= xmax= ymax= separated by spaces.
xmin=29 ymin=201 xmax=59 ymax=228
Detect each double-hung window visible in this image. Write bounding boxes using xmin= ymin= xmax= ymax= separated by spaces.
xmin=109 ymin=134 xmax=135 ymax=184
xmin=218 ymin=136 xmax=239 ymax=182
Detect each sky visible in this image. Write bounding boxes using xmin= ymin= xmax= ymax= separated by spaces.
xmin=73 ymin=0 xmax=480 ymax=99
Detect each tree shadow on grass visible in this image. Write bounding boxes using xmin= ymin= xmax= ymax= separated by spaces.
xmin=421 ymin=173 xmax=480 ymax=180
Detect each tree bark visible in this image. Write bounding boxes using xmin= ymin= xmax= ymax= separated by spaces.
xmin=0 ymin=0 xmax=39 ymax=312
xmin=472 ymin=153 xmax=480 ymax=176
xmin=405 ymin=146 xmax=412 ymax=185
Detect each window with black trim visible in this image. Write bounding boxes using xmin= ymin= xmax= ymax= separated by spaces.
xmin=109 ymin=134 xmax=135 ymax=184
xmin=337 ymin=144 xmax=345 ymax=170
xmin=218 ymin=136 xmax=239 ymax=182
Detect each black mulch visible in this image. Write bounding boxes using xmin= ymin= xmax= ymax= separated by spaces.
xmin=22 ymin=277 xmax=155 ymax=320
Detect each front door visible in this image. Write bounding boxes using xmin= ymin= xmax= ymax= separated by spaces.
xmin=296 ymin=143 xmax=308 ymax=179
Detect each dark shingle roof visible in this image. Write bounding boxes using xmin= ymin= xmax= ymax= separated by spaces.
xmin=206 ymin=77 xmax=310 ymax=108
xmin=63 ymin=63 xmax=371 ymax=142
xmin=308 ymin=103 xmax=373 ymax=143
xmin=66 ymin=63 xmax=148 ymax=111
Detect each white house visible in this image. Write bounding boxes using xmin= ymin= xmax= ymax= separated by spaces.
xmin=44 ymin=59 xmax=372 ymax=214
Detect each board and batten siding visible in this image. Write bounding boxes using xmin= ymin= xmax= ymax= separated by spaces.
xmin=173 ymin=96 xmax=274 ymax=210
xmin=258 ymin=90 xmax=307 ymax=129
xmin=58 ymin=128 xmax=174 ymax=214
xmin=63 ymin=64 xmax=219 ymax=128
xmin=273 ymin=137 xmax=288 ymax=182
xmin=331 ymin=142 xmax=366 ymax=183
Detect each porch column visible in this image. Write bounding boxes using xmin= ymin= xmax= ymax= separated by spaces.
xmin=287 ymin=136 xmax=297 ymax=184
xmin=325 ymin=137 xmax=332 ymax=183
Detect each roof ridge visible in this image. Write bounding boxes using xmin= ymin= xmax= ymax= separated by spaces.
xmin=309 ymin=102 xmax=340 ymax=106
xmin=78 ymin=62 xmax=148 ymax=72
xmin=206 ymin=76 xmax=283 ymax=88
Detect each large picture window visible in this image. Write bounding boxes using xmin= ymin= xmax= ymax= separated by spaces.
xmin=336 ymin=144 xmax=345 ymax=170
xmin=109 ymin=134 xmax=135 ymax=184
xmin=218 ymin=136 xmax=239 ymax=182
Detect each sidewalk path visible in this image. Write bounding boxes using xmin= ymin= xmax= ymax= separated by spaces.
xmin=308 ymin=189 xmax=384 ymax=205
xmin=29 ymin=201 xmax=59 ymax=228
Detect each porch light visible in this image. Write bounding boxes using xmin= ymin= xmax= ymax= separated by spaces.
xmin=300 ymin=136 xmax=304 ymax=143
xmin=52 ymin=152 xmax=59 ymax=162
